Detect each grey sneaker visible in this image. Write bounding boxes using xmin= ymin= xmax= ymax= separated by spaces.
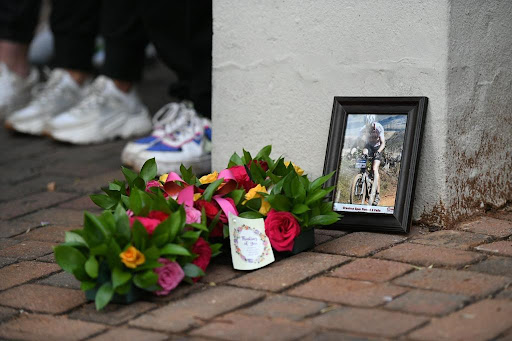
xmin=373 ymin=193 xmax=380 ymax=206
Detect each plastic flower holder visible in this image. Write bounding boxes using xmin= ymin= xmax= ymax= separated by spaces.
xmin=291 ymin=228 xmax=315 ymax=254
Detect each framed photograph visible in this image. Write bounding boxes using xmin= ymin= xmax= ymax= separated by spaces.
xmin=323 ymin=97 xmax=428 ymax=233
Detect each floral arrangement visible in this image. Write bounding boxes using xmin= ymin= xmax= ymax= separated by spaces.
xmin=53 ymin=146 xmax=340 ymax=309
xmin=54 ymin=159 xmax=221 ymax=310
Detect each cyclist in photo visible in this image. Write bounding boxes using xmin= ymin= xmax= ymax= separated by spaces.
xmin=350 ymin=114 xmax=386 ymax=205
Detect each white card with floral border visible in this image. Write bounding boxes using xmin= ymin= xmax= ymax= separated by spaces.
xmin=228 ymin=214 xmax=275 ymax=270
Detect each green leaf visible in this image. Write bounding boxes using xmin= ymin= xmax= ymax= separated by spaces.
xmin=95 ymin=282 xmax=114 ymax=310
xmin=305 ymin=189 xmax=329 ymax=206
xmin=140 ymin=158 xmax=157 ymax=182
xmin=210 ymin=243 xmax=223 ymax=257
xmin=132 ymin=177 xmax=146 ymax=191
xmin=143 ymin=246 xmax=160 ymax=260
xmin=54 ymin=245 xmax=88 ymax=281
xmin=132 ymin=220 xmax=149 ymax=251
xmin=114 ymin=205 xmax=130 ymax=246
xmin=83 ymin=212 xmax=110 ymax=248
xmin=112 ymin=267 xmax=131 ymax=289
xmin=268 ymin=194 xmax=291 ymax=212
xmin=249 ymin=162 xmax=266 ymax=184
xmin=228 ymin=152 xmax=244 ymax=167
xmin=85 ymin=256 xmax=99 ymax=278
xmin=223 ymin=224 xmax=229 ymax=238
xmin=160 ymin=243 xmax=192 ymax=256
xmin=90 ymin=194 xmax=117 ymax=210
xmin=309 ymin=214 xmax=340 ymax=226
xmin=226 ymin=189 xmax=245 ymax=206
xmin=115 ymin=282 xmax=131 ymax=295
xmin=151 ymin=232 xmax=169 ymax=248
xmin=133 ymin=270 xmax=159 ymax=289
xmin=202 ymin=178 xmax=224 ymax=202
xmin=320 ymin=201 xmax=334 ymax=214
xmin=255 ymin=145 xmax=272 ymax=160
xmin=183 ymin=263 xmax=205 ymax=278
xmin=181 ymin=230 xmax=201 ymax=241
xmin=64 ymin=231 xmax=88 ymax=247
xmin=242 ymin=149 xmax=253 ymax=164
xmin=208 ymin=211 xmax=222 ymax=233
xmin=121 ymin=166 xmax=138 ymax=185
xmin=80 ymin=281 xmax=96 ymax=291
xmin=238 ymin=211 xmax=264 ymax=219
xmin=187 ymin=223 xmax=208 ymax=232
xmin=291 ymin=176 xmax=306 ymax=202
xmin=109 ymin=182 xmax=122 ymax=191
xmin=105 ymin=239 xmax=123 ymax=269
xmin=168 ymin=206 xmax=186 ymax=242
xmin=245 ymin=198 xmax=262 ymax=212
xmin=309 ymin=171 xmax=335 ymax=192
xmin=292 ymin=204 xmax=310 ymax=215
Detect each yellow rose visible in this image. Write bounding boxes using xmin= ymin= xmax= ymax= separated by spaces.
xmin=194 ymin=193 xmax=202 ymax=201
xmin=284 ymin=161 xmax=304 ymax=176
xmin=120 ymin=246 xmax=145 ymax=269
xmin=159 ymin=173 xmax=169 ymax=184
xmin=244 ymin=184 xmax=271 ymax=216
xmin=199 ymin=171 xmax=219 ymax=185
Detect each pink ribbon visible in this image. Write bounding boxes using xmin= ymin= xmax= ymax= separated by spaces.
xmin=165 ymin=172 xmax=185 ymax=183
xmin=218 ymin=169 xmax=236 ymax=181
xmin=177 ymin=184 xmax=194 ymax=207
xmin=213 ymin=195 xmax=238 ymax=218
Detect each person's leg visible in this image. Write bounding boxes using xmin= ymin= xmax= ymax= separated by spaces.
xmin=142 ymin=0 xmax=212 ymax=118
xmin=0 ymin=0 xmax=41 ymax=77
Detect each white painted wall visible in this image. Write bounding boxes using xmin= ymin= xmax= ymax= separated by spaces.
xmin=212 ymin=0 xmax=511 ymax=226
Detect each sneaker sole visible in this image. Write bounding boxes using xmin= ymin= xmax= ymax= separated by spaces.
xmin=50 ymin=108 xmax=152 ymax=144
xmin=4 ymin=117 xmax=45 ymax=136
xmin=133 ymin=153 xmax=212 ymax=176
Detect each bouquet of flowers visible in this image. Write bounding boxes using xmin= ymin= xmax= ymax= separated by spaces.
xmin=54 ymin=159 xmax=221 ymax=310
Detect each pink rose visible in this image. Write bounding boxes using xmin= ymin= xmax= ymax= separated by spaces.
xmin=185 ymin=206 xmax=202 ymax=224
xmin=154 ymin=258 xmax=185 ymax=296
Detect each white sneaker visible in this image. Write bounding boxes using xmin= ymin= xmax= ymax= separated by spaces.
xmin=128 ymin=105 xmax=212 ymax=175
xmin=47 ymin=76 xmax=152 ymax=144
xmin=5 ymin=69 xmax=82 ymax=135
xmin=121 ymin=102 xmax=190 ymax=167
xmin=0 ymin=63 xmax=39 ymax=119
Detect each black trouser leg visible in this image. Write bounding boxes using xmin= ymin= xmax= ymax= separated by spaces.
xmin=100 ymin=0 xmax=147 ymax=82
xmin=0 ymin=0 xmax=41 ymax=43
xmin=50 ymin=0 xmax=100 ymax=72
xmin=142 ymin=0 xmax=212 ymax=118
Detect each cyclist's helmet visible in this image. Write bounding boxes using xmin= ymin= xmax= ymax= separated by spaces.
xmin=364 ymin=114 xmax=376 ymax=125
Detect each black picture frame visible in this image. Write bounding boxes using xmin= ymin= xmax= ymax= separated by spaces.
xmin=323 ymin=97 xmax=428 ymax=233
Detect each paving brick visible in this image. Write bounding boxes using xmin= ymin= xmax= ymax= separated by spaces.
xmin=190 ymin=312 xmax=314 ymax=341
xmin=314 ymin=232 xmax=406 ymax=257
xmin=476 ymin=241 xmax=512 ymax=256
xmin=458 ymin=217 xmax=512 ymax=238
xmin=0 ymin=284 xmax=86 ymax=313
xmin=314 ymin=233 xmax=334 ymax=246
xmin=466 ymin=256 xmax=512 ymax=277
xmin=228 ymin=252 xmax=350 ymax=292
xmin=0 ymin=175 xmax=76 ymax=202
xmin=0 ymin=306 xmax=19 ymax=322
xmin=148 ymin=282 xmax=205 ymax=303
xmin=496 ymin=287 xmax=512 ymax=300
xmin=374 ymin=243 xmax=485 ymax=267
xmin=394 ymin=268 xmax=511 ymax=297
xmin=313 ymin=229 xmax=349 ymax=238
xmin=0 ymin=191 xmax=76 ymax=220
xmin=302 ymin=331 xmax=382 ymax=341
xmin=38 ymin=271 xmax=81 ymax=289
xmin=0 ymin=261 xmax=60 ymax=290
xmin=0 ymin=240 xmax=54 ymax=260
xmin=240 ymin=294 xmax=327 ymax=321
xmin=37 ymin=252 xmax=56 ymax=263
xmin=410 ymin=230 xmax=492 ymax=250
xmin=14 ymin=225 xmax=74 ymax=243
xmin=90 ymin=327 xmax=168 ymax=341
xmin=58 ymin=195 xmax=103 ymax=211
xmin=385 ymin=289 xmax=469 ymax=316
xmin=0 ymin=257 xmax=16 ymax=268
xmin=0 ymin=218 xmax=43 ymax=238
xmin=496 ymin=331 xmax=512 ymax=341
xmin=129 ymin=286 xmax=264 ymax=333
xmin=409 ymin=299 xmax=512 ymax=340
xmin=311 ymin=306 xmax=428 ymax=338
xmin=0 ymin=313 xmax=107 ymax=341
xmin=200 ymin=263 xmax=242 ymax=284
xmin=70 ymin=170 xmax=124 ymax=193
xmin=17 ymin=207 xmax=85 ymax=228
xmin=70 ymin=301 xmax=156 ymax=326
xmin=0 ymin=238 xmax=20 ymax=250
xmin=288 ymin=277 xmax=407 ymax=307
xmin=330 ymin=258 xmax=413 ymax=282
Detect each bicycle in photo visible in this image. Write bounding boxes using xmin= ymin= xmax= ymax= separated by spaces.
xmin=349 ymin=152 xmax=378 ymax=206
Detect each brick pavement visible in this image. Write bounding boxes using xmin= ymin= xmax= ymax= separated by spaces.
xmin=1 ymin=66 xmax=512 ymax=340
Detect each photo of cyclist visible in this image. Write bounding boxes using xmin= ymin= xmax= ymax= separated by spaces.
xmin=350 ymin=114 xmax=386 ymax=205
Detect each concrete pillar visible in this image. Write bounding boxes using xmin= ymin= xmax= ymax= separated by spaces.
xmin=211 ymin=0 xmax=512 ymax=227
